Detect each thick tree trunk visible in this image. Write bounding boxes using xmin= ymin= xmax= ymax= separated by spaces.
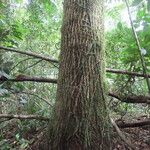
xmin=49 ymin=0 xmax=111 ymax=149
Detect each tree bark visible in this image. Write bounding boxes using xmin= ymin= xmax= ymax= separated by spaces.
xmin=49 ymin=1 xmax=111 ymax=150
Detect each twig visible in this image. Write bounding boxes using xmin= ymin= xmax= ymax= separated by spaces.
xmin=23 ymin=59 xmax=43 ymax=71
xmin=10 ymin=58 xmax=33 ymax=71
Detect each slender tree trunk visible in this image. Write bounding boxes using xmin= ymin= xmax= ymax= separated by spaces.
xmin=49 ymin=0 xmax=111 ymax=149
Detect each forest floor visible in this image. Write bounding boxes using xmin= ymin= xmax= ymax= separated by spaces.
xmin=0 ymin=116 xmax=150 ymax=150
xmin=113 ymin=126 xmax=150 ymax=150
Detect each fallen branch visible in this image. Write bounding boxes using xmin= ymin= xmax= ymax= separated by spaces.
xmin=1 ymin=46 xmax=150 ymax=78
xmin=109 ymin=92 xmax=150 ymax=104
xmin=106 ymin=68 xmax=150 ymax=78
xmin=0 ymin=75 xmax=57 ymax=83
xmin=0 ymin=46 xmax=59 ymax=64
xmin=0 ymin=114 xmax=49 ymax=121
xmin=110 ymin=117 xmax=135 ymax=149
xmin=117 ymin=119 xmax=150 ymax=128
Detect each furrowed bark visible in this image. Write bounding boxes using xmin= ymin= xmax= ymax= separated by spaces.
xmin=49 ymin=0 xmax=111 ymax=150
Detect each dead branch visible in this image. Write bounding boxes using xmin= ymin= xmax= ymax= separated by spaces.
xmin=106 ymin=68 xmax=150 ymax=78
xmin=117 ymin=119 xmax=150 ymax=128
xmin=109 ymin=92 xmax=150 ymax=104
xmin=0 ymin=75 xmax=57 ymax=83
xmin=0 ymin=46 xmax=59 ymax=64
xmin=1 ymin=46 xmax=150 ymax=78
xmin=0 ymin=114 xmax=49 ymax=121
xmin=110 ymin=117 xmax=135 ymax=149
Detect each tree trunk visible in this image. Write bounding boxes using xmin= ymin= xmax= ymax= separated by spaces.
xmin=49 ymin=0 xmax=111 ymax=149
